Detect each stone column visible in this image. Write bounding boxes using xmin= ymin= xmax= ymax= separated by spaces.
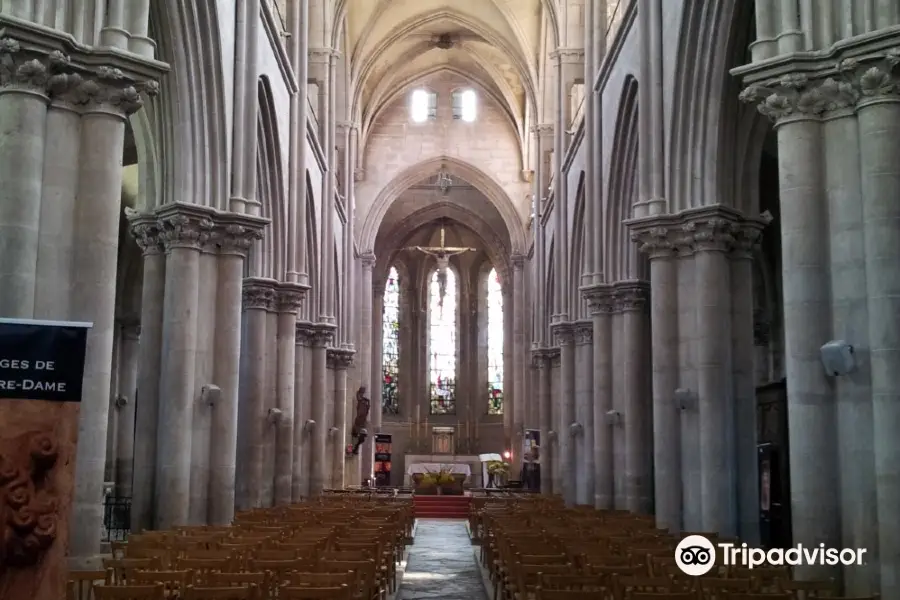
xmin=115 ymin=320 xmax=141 ymax=498
xmin=534 ymin=350 xmax=553 ymax=494
xmin=573 ymin=321 xmax=594 ymax=506
xmin=0 ymin=38 xmax=49 ymax=318
xmin=154 ymin=205 xmax=214 ymax=530
xmin=551 ymin=323 xmax=575 ymax=505
xmin=127 ymin=216 xmax=165 ymax=532
xmin=287 ymin=0 xmax=310 ymax=285
xmin=738 ymin=64 xmax=840 ymax=583
xmin=548 ymin=349 xmax=562 ymax=494
xmin=731 ymin=226 xmax=763 ymax=544
xmin=69 ymin=75 xmax=155 ymax=563
xmin=359 ymin=254 xmax=376 ymax=481
xmin=617 ymin=281 xmax=652 ymax=514
xmin=236 ymin=277 xmax=276 ymax=510
xmin=677 ymin=245 xmax=701 ymax=532
xmin=857 ymin=67 xmax=900 ymax=596
xmin=209 ymin=217 xmax=265 ymax=525
xmin=273 ymin=284 xmax=306 ymax=505
xmin=610 ymin=305 xmax=626 ymax=509
xmin=688 ymin=211 xmax=738 ymax=536
xmin=627 ymin=224 xmax=682 ymax=530
xmin=511 ymin=255 xmax=526 ymax=471
xmin=309 ymin=324 xmax=335 ymax=495
xmin=293 ymin=322 xmax=313 ymax=500
xmin=584 ymin=285 xmax=614 ymax=509
xmin=329 ymin=349 xmax=354 ymax=488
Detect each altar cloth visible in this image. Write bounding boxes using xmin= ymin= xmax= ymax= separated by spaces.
xmin=407 ymin=462 xmax=472 ymax=477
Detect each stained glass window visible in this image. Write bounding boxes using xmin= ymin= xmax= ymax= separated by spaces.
xmin=382 ymin=267 xmax=400 ymax=415
xmin=429 ymin=267 xmax=457 ymax=414
xmin=487 ymin=268 xmax=504 ymax=415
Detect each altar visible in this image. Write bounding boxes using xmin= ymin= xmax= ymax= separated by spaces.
xmin=403 ymin=454 xmax=483 ymax=487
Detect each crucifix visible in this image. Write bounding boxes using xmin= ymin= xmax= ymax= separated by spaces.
xmin=407 ymin=221 xmax=475 ymax=307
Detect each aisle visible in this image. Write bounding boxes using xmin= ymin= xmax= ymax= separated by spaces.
xmin=396 ymin=519 xmax=488 ymax=600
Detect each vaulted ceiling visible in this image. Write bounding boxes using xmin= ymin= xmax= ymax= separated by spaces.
xmin=337 ymin=0 xmax=549 ymax=138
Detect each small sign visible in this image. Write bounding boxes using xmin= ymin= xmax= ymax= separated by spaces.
xmin=0 ymin=318 xmax=92 ymax=403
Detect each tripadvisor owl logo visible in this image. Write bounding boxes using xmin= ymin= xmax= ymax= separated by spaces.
xmin=675 ymin=535 xmax=716 ymax=576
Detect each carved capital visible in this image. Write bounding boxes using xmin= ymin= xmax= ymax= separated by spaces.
xmin=731 ymin=221 xmax=765 ymax=260
xmin=125 ymin=209 xmax=165 ymax=256
xmin=275 ymin=283 xmax=309 ymax=314
xmin=0 ymin=430 xmax=61 ymax=567
xmin=327 ymin=348 xmax=355 ymax=370
xmin=0 ymin=38 xmax=51 ymax=94
xmin=242 ymin=278 xmax=277 ymax=311
xmin=531 ymin=349 xmax=549 ymax=369
xmin=510 ymin=254 xmax=526 ymax=270
xmin=214 ymin=212 xmax=268 ymax=256
xmin=119 ymin=319 xmax=141 ymax=340
xmin=156 ymin=204 xmax=217 ymax=251
xmin=548 ymin=349 xmax=561 ymax=368
xmin=550 ymin=322 xmax=575 ymax=347
xmin=628 ymin=225 xmax=677 ymax=259
xmin=574 ymin=321 xmax=593 ymax=345
xmin=295 ymin=321 xmax=315 ymax=346
xmin=550 ymin=48 xmax=585 ymax=63
xmin=683 ymin=216 xmax=739 ymax=253
xmin=309 ymin=323 xmax=336 ymax=348
xmin=613 ymin=281 xmax=649 ymax=312
xmin=581 ymin=283 xmax=614 ymax=315
xmin=360 ymin=252 xmax=376 ymax=269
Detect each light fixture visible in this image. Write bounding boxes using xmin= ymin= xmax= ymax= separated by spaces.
xmin=503 ymin=450 xmax=512 ymax=459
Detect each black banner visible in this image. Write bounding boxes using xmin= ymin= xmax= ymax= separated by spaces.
xmin=0 ymin=319 xmax=91 ymax=403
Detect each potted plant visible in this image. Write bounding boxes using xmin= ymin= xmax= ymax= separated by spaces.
xmin=486 ymin=460 xmax=510 ymax=487
xmin=414 ymin=472 xmax=439 ymax=495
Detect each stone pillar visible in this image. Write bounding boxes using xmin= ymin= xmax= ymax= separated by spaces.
xmin=610 ymin=306 xmax=626 ymax=509
xmin=616 ymin=282 xmax=652 ymax=514
xmin=287 ymin=0 xmax=310 ymax=285
xmin=359 ymin=254 xmax=376 ymax=481
xmin=511 ymin=255 xmax=526 ymax=471
xmin=236 ymin=277 xmax=276 ymax=510
xmin=534 ymin=350 xmax=553 ymax=494
xmin=293 ymin=322 xmax=313 ymax=500
xmin=731 ymin=227 xmax=763 ymax=544
xmin=627 ymin=225 xmax=682 ymax=530
xmin=273 ymin=284 xmax=306 ymax=505
xmin=688 ymin=212 xmax=738 ymax=536
xmin=584 ymin=285 xmax=614 ymax=509
xmin=209 ymin=217 xmax=265 ymax=525
xmin=549 ymin=349 xmax=561 ymax=494
xmin=857 ymin=67 xmax=900 ymax=596
xmin=677 ymin=246 xmax=701 ymax=532
xmin=69 ymin=74 xmax=156 ymax=563
xmin=115 ymin=320 xmax=140 ymax=498
xmin=309 ymin=324 xmax=335 ymax=495
xmin=127 ymin=216 xmax=165 ymax=532
xmin=573 ymin=320 xmax=594 ymax=506
xmin=153 ymin=205 xmax=214 ymax=529
xmin=0 ymin=38 xmax=49 ymax=318
xmin=329 ymin=349 xmax=354 ymax=488
xmin=736 ymin=62 xmax=844 ymax=585
xmin=551 ymin=323 xmax=575 ymax=505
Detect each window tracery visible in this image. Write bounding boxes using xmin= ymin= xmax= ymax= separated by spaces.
xmin=382 ymin=267 xmax=401 ymax=415
xmin=429 ymin=267 xmax=457 ymax=414
xmin=487 ymin=268 xmax=504 ymax=415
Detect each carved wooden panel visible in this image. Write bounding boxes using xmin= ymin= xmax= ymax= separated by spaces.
xmin=0 ymin=400 xmax=79 ymax=600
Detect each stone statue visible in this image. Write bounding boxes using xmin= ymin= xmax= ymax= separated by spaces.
xmin=351 ymin=386 xmax=370 ymax=455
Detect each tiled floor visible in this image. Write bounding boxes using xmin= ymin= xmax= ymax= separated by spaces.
xmin=395 ymin=519 xmax=488 ymax=600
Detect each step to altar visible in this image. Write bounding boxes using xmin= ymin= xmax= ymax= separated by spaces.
xmin=413 ymin=494 xmax=471 ymax=519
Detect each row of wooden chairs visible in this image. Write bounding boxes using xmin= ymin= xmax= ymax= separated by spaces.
xmin=67 ymin=495 xmax=413 ymax=600
xmin=470 ymin=496 xmax=878 ymax=600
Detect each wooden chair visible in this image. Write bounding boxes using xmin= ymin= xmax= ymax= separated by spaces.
xmin=91 ymin=584 xmax=165 ymax=600
xmin=278 ymin=585 xmax=351 ymax=600
xmin=182 ymin=584 xmax=260 ymax=600
xmin=775 ymin=580 xmax=839 ymax=598
xmin=127 ymin=569 xmax=194 ymax=598
xmin=67 ymin=570 xmax=108 ymax=600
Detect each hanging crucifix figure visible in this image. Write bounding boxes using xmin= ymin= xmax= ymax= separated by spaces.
xmin=407 ymin=221 xmax=475 ymax=308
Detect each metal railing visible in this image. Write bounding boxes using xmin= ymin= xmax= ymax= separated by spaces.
xmin=102 ymin=496 xmax=132 ymax=542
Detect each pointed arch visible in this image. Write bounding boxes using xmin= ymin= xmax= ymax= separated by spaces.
xmin=255 ymin=76 xmax=286 ymax=280
xmin=605 ymin=75 xmax=640 ymax=282
xmin=147 ymin=0 xmax=228 ymax=210
xmin=569 ymin=171 xmax=587 ymax=317
xmin=668 ymin=0 xmax=750 ymax=211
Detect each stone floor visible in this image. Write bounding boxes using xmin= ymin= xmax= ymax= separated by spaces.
xmin=395 ymin=519 xmax=489 ymax=600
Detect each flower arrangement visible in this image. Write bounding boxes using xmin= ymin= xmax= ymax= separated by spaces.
xmin=486 ymin=460 xmax=510 ymax=475
xmin=424 ymin=466 xmax=456 ymax=485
